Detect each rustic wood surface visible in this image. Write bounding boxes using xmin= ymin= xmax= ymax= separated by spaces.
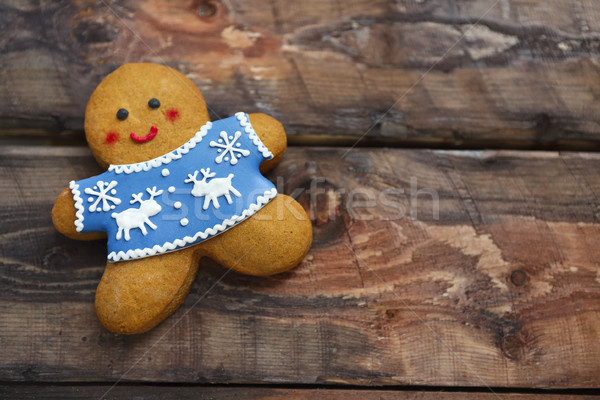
xmin=1 ymin=145 xmax=599 ymax=388
xmin=2 ymin=0 xmax=600 ymax=148
xmin=2 ymin=385 xmax=599 ymax=400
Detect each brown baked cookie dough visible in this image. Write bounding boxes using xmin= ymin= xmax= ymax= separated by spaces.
xmin=52 ymin=63 xmax=312 ymax=334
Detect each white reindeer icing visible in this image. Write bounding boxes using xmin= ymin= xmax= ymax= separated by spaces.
xmin=184 ymin=168 xmax=241 ymax=210
xmin=111 ymin=186 xmax=164 ymax=241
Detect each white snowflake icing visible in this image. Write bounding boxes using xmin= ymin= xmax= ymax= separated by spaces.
xmin=84 ymin=180 xmax=121 ymax=212
xmin=209 ymin=130 xmax=250 ymax=165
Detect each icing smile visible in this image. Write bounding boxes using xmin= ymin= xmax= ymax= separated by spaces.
xmin=131 ymin=126 xmax=158 ymax=143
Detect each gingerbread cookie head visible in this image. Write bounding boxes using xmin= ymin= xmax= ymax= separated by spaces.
xmin=85 ymin=63 xmax=210 ymax=168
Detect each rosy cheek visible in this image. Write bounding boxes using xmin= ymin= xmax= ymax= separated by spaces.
xmin=165 ymin=108 xmax=180 ymax=122
xmin=104 ymin=131 xmax=120 ymax=145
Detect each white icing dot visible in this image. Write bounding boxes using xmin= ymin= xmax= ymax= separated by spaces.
xmin=237 ymin=154 xmax=242 ymax=158
xmin=218 ymin=139 xmax=223 ymax=143
xmin=88 ymin=197 xmax=93 ymax=203
xmin=111 ymin=189 xmax=117 ymax=195
xmin=236 ymin=143 xmax=241 ymax=147
xmin=168 ymin=186 xmax=176 ymax=193
xmin=93 ymin=186 xmax=98 ymax=190
xmin=162 ymin=168 xmax=170 ymax=177
xmin=180 ymin=218 xmax=189 ymax=226
xmin=174 ymin=201 xmax=182 ymax=209
xmin=218 ymin=149 xmax=222 ymax=153
xmin=96 ymin=207 xmax=102 ymax=212
xmin=229 ymin=136 xmax=233 ymax=140
xmin=110 ymin=205 xmax=116 ymax=210
xmin=224 ymin=157 xmax=229 ymax=162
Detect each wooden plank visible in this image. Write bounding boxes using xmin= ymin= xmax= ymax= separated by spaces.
xmin=1 ymin=146 xmax=600 ymax=387
xmin=2 ymin=1 xmax=600 ymax=148
xmin=1 ymin=385 xmax=597 ymax=400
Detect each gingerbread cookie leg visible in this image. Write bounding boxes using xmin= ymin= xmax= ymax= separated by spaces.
xmin=95 ymin=246 xmax=200 ymax=334
xmin=199 ymin=194 xmax=312 ymax=276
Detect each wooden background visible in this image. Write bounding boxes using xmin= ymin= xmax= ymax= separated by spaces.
xmin=1 ymin=0 xmax=600 ymax=399
xmin=3 ymin=0 xmax=600 ymax=149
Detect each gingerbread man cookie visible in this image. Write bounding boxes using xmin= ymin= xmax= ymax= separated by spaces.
xmin=52 ymin=63 xmax=312 ymax=334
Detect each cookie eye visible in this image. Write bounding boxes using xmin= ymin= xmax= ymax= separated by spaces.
xmin=116 ymin=108 xmax=129 ymax=120
xmin=148 ymin=98 xmax=161 ymax=109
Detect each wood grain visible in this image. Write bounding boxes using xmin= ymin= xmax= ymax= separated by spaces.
xmin=1 ymin=385 xmax=598 ymax=400
xmin=1 ymin=1 xmax=600 ymax=148
xmin=1 ymin=145 xmax=600 ymax=387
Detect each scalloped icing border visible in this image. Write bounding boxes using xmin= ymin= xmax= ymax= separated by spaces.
xmin=235 ymin=112 xmax=273 ymax=159
xmin=106 ymin=112 xmax=273 ymax=175
xmin=107 ymin=120 xmax=213 ymax=175
xmin=70 ymin=180 xmax=85 ymax=232
xmin=107 ymin=187 xmax=277 ymax=262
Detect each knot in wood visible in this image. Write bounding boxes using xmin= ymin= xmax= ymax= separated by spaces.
xmin=197 ymin=1 xmax=217 ymax=18
xmin=510 ymin=270 xmax=527 ymax=287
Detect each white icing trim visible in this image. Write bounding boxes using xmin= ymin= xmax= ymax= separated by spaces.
xmin=106 ymin=112 xmax=273 ymax=175
xmin=235 ymin=112 xmax=273 ymax=159
xmin=107 ymin=188 xmax=277 ymax=262
xmin=70 ymin=180 xmax=85 ymax=233
xmin=108 ymin=121 xmax=213 ymax=174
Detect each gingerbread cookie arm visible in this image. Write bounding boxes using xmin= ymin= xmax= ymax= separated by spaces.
xmin=248 ymin=113 xmax=287 ymax=173
xmin=52 ymin=188 xmax=106 ymax=241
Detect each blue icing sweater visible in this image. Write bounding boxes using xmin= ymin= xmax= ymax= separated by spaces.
xmin=69 ymin=113 xmax=277 ymax=262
